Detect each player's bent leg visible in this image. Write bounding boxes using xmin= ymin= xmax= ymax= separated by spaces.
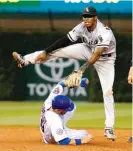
xmin=104 ymin=127 xmax=116 ymax=141
xmin=12 ymin=52 xmax=26 ymax=68
xmin=94 ymin=59 xmax=116 ymax=141
xmin=12 ymin=43 xmax=92 ymax=68
xmin=103 ymin=90 xmax=116 ymax=141
xmin=64 ymin=127 xmax=92 ymax=142
xmin=24 ymin=51 xmax=44 ymax=64
xmin=49 ymin=43 xmax=92 ymax=60
xmin=12 ymin=50 xmax=47 ymax=68
xmin=103 ymin=90 xmax=115 ymax=127
xmin=127 ymin=136 xmax=133 ymax=143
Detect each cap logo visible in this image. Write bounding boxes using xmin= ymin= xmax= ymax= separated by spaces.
xmin=86 ymin=8 xmax=89 ymax=12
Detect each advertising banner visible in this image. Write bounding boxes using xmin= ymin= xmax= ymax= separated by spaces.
xmin=25 ymin=59 xmax=89 ymax=100
xmin=0 ymin=0 xmax=40 ymax=6
xmin=0 ymin=0 xmax=131 ymax=13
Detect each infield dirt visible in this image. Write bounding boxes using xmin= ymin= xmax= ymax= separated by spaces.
xmin=0 ymin=126 xmax=132 ymax=151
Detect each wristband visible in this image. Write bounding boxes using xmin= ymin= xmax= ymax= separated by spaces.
xmin=58 ymin=80 xmax=66 ymax=88
xmin=75 ymin=139 xmax=81 ymax=145
xmin=59 ymin=78 xmax=88 ymax=88
xmin=80 ymin=78 xmax=89 ymax=87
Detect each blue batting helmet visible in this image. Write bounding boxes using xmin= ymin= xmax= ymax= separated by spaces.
xmin=52 ymin=95 xmax=74 ymax=111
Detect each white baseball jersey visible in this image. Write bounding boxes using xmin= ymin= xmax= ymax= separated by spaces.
xmin=67 ymin=19 xmax=116 ymax=54
xmin=40 ymin=83 xmax=89 ymax=144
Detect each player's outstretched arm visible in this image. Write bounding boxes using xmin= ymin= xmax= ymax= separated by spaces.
xmin=78 ymin=47 xmax=105 ymax=73
xmin=34 ymin=35 xmax=73 ymax=63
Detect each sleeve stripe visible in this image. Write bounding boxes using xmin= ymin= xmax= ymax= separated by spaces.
xmin=75 ymin=139 xmax=81 ymax=145
xmin=58 ymin=138 xmax=71 ymax=145
xmin=97 ymin=44 xmax=109 ymax=47
xmin=58 ymin=81 xmax=65 ymax=88
xmin=67 ymin=34 xmax=75 ymax=42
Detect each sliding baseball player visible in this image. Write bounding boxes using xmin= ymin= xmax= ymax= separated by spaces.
xmin=40 ymin=77 xmax=92 ymax=145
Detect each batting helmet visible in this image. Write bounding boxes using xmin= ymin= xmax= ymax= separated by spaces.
xmin=82 ymin=7 xmax=97 ymax=17
xmin=52 ymin=95 xmax=74 ymax=111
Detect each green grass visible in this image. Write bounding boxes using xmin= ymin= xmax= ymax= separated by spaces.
xmin=0 ymin=101 xmax=132 ymax=129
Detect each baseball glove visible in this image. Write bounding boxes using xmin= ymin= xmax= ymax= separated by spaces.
xmin=65 ymin=71 xmax=83 ymax=87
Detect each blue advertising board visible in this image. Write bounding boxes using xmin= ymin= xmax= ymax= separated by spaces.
xmin=0 ymin=0 xmax=132 ymax=13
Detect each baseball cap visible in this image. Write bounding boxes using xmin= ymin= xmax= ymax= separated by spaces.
xmin=82 ymin=7 xmax=97 ymax=17
xmin=52 ymin=95 xmax=74 ymax=112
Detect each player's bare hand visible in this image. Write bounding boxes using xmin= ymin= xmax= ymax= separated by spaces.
xmin=82 ymin=134 xmax=93 ymax=144
xmin=65 ymin=71 xmax=83 ymax=87
xmin=34 ymin=51 xmax=47 ymax=63
xmin=128 ymin=66 xmax=133 ymax=85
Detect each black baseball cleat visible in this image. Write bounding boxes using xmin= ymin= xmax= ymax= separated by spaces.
xmin=104 ymin=127 xmax=116 ymax=141
xmin=12 ymin=52 xmax=25 ymax=68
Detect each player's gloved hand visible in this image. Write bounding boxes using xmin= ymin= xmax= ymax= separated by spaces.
xmin=59 ymin=77 xmax=89 ymax=88
xmin=65 ymin=71 xmax=83 ymax=87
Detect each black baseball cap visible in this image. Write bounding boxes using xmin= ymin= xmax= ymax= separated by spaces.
xmin=82 ymin=7 xmax=97 ymax=18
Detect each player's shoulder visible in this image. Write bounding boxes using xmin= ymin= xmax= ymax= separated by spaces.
xmin=45 ymin=110 xmax=60 ymax=119
xmin=77 ymin=22 xmax=85 ymax=28
xmin=97 ymin=20 xmax=113 ymax=34
xmin=74 ymin=22 xmax=86 ymax=33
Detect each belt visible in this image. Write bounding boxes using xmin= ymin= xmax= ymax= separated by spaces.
xmin=101 ymin=53 xmax=112 ymax=57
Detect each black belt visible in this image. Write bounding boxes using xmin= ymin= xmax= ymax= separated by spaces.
xmin=101 ymin=53 xmax=112 ymax=57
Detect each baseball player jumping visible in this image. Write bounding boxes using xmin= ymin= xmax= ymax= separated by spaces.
xmin=12 ymin=7 xmax=116 ymax=141
xmin=40 ymin=77 xmax=92 ymax=145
